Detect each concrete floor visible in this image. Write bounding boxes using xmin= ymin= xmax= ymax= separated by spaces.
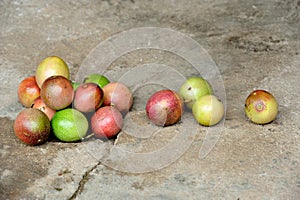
xmin=1 ymin=0 xmax=300 ymax=199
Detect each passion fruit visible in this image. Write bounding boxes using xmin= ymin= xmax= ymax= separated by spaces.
xmin=179 ymin=76 xmax=213 ymax=109
xmin=146 ymin=90 xmax=183 ymax=126
xmin=36 ymin=56 xmax=70 ymax=88
xmin=14 ymin=108 xmax=51 ymax=145
xmin=73 ymin=82 xmax=104 ymax=113
xmin=83 ymin=73 xmax=110 ymax=88
xmin=17 ymin=76 xmax=40 ymax=107
xmin=91 ymin=106 xmax=123 ymax=139
xmin=245 ymin=90 xmax=278 ymax=124
xmin=31 ymin=96 xmax=56 ymax=120
xmin=51 ymin=108 xmax=88 ymax=142
xmin=71 ymin=81 xmax=81 ymax=91
xmin=192 ymin=94 xmax=224 ymax=126
xmin=102 ymin=82 xmax=133 ymax=115
xmin=40 ymin=75 xmax=74 ymax=110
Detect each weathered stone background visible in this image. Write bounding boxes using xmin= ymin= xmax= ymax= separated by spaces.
xmin=1 ymin=0 xmax=299 ymax=199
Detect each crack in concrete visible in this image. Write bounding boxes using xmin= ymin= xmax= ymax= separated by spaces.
xmin=68 ymin=161 xmax=102 ymax=200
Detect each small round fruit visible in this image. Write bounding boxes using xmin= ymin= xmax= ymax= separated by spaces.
xmin=83 ymin=73 xmax=110 ymax=88
xmin=40 ymin=75 xmax=74 ymax=110
xmin=14 ymin=108 xmax=51 ymax=145
xmin=91 ymin=106 xmax=123 ymax=139
xmin=51 ymin=108 xmax=88 ymax=142
xmin=179 ymin=76 xmax=213 ymax=109
xmin=146 ymin=90 xmax=183 ymax=126
xmin=192 ymin=94 xmax=224 ymax=126
xmin=73 ymin=82 xmax=104 ymax=113
xmin=245 ymin=90 xmax=278 ymax=124
xmin=17 ymin=76 xmax=40 ymax=107
xmin=103 ymin=82 xmax=133 ymax=115
xmin=36 ymin=56 xmax=70 ymax=88
xmin=31 ymin=96 xmax=56 ymax=120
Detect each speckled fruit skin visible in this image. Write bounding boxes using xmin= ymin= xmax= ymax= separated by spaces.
xmin=31 ymin=96 xmax=56 ymax=120
xmin=73 ymin=82 xmax=103 ymax=113
xmin=14 ymin=108 xmax=51 ymax=145
xmin=36 ymin=56 xmax=70 ymax=88
xmin=17 ymin=76 xmax=40 ymax=107
xmin=91 ymin=106 xmax=123 ymax=139
xmin=245 ymin=90 xmax=278 ymax=124
xmin=146 ymin=90 xmax=183 ymax=126
xmin=179 ymin=76 xmax=213 ymax=109
xmin=40 ymin=75 xmax=74 ymax=110
xmin=192 ymin=94 xmax=224 ymax=126
xmin=102 ymin=82 xmax=133 ymax=115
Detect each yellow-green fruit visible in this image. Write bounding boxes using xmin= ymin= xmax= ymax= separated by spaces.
xmin=36 ymin=56 xmax=70 ymax=88
xmin=83 ymin=74 xmax=110 ymax=88
xmin=192 ymin=95 xmax=224 ymax=126
xmin=245 ymin=90 xmax=278 ymax=124
xmin=51 ymin=108 xmax=88 ymax=142
xmin=179 ymin=76 xmax=213 ymax=109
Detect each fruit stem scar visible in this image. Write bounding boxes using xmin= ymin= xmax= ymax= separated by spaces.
xmin=255 ymin=101 xmax=265 ymax=112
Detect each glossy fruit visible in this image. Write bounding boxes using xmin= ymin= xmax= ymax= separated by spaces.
xmin=51 ymin=108 xmax=88 ymax=142
xmin=91 ymin=106 xmax=123 ymax=139
xmin=103 ymin=82 xmax=133 ymax=115
xmin=146 ymin=90 xmax=183 ymax=126
xmin=83 ymin=73 xmax=110 ymax=88
xmin=31 ymin=96 xmax=56 ymax=120
xmin=17 ymin=76 xmax=40 ymax=107
xmin=245 ymin=90 xmax=278 ymax=124
xmin=192 ymin=94 xmax=224 ymax=126
xmin=36 ymin=56 xmax=70 ymax=88
xmin=40 ymin=76 xmax=74 ymax=110
xmin=179 ymin=76 xmax=213 ymax=109
xmin=14 ymin=108 xmax=51 ymax=145
xmin=73 ymin=82 xmax=103 ymax=113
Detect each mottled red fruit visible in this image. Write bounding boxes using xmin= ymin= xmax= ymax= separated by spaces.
xmin=73 ymin=83 xmax=103 ymax=113
xmin=31 ymin=96 xmax=56 ymax=120
xmin=91 ymin=106 xmax=123 ymax=139
xmin=103 ymin=82 xmax=133 ymax=115
xmin=40 ymin=76 xmax=74 ymax=110
xmin=146 ymin=90 xmax=183 ymax=126
xmin=17 ymin=76 xmax=40 ymax=107
xmin=14 ymin=108 xmax=51 ymax=145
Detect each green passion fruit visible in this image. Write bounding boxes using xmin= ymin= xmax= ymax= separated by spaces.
xmin=179 ymin=76 xmax=213 ymax=109
xmin=51 ymin=108 xmax=88 ymax=142
xmin=83 ymin=73 xmax=110 ymax=88
xmin=192 ymin=94 xmax=224 ymax=126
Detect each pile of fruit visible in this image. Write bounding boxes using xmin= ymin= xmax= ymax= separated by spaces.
xmin=14 ymin=56 xmax=133 ymax=145
xmin=14 ymin=56 xmax=278 ymax=146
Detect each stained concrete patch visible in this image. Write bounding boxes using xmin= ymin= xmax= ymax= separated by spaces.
xmin=26 ymin=141 xmax=108 ymax=200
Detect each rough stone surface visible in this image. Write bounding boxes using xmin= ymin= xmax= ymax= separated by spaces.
xmin=1 ymin=0 xmax=300 ymax=199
